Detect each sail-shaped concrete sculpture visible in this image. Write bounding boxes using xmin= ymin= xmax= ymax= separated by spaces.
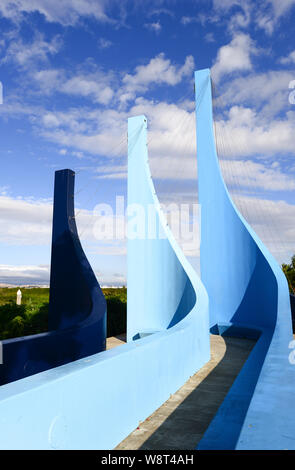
xmin=127 ymin=115 xmax=209 ymax=345
xmin=0 ymin=119 xmax=210 ymax=449
xmin=195 ymin=68 xmax=294 ymax=450
xmin=0 ymin=169 xmax=106 ymax=385
xmin=49 ymin=169 xmax=106 ymax=349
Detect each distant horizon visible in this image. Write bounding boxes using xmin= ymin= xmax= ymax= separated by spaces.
xmin=0 ymin=283 xmax=126 ymax=289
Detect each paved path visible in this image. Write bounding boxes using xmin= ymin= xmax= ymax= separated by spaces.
xmin=106 ymin=334 xmax=126 ymax=350
xmin=116 ymin=334 xmax=255 ymax=450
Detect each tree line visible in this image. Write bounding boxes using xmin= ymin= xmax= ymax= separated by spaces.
xmin=282 ymin=255 xmax=295 ymax=295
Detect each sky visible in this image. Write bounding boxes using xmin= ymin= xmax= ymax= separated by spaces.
xmin=0 ymin=0 xmax=294 ymax=286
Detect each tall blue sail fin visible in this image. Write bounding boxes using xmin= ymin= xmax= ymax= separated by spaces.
xmin=195 ymin=68 xmax=294 ymax=450
xmin=127 ymin=115 xmax=210 ymax=365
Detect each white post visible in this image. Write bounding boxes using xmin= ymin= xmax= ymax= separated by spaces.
xmin=16 ymin=289 xmax=22 ymax=305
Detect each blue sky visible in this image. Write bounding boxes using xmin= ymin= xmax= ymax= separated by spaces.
xmin=0 ymin=0 xmax=294 ymax=285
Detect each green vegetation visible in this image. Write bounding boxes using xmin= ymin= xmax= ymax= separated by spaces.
xmin=0 ymin=258 xmax=293 ymax=341
xmin=0 ymin=288 xmax=49 ymax=340
xmin=282 ymin=255 xmax=295 ymax=294
xmin=104 ymin=287 xmax=127 ymax=337
xmin=0 ymin=287 xmax=126 ymax=341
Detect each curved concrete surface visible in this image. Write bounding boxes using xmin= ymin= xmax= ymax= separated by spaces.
xmin=127 ymin=115 xmax=209 ymax=345
xmin=116 ymin=335 xmax=256 ymax=450
xmin=195 ymin=68 xmax=294 ymax=450
xmin=0 ymin=118 xmax=209 ymax=449
xmin=0 ymin=169 xmax=106 ymax=385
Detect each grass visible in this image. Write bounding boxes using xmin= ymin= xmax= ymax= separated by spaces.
xmin=0 ymin=287 xmax=126 ymax=341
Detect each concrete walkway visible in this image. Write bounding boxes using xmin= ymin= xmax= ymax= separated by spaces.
xmin=116 ymin=334 xmax=255 ymax=450
xmin=106 ymin=334 xmax=126 ymax=350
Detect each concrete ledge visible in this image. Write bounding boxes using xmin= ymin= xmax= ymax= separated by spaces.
xmin=117 ymin=335 xmax=255 ymax=450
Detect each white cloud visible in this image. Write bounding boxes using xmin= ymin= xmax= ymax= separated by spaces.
xmin=217 ymin=70 xmax=295 ymax=117
xmin=95 ymin=163 xmax=127 ymax=180
xmin=33 ymin=69 xmax=64 ymax=94
xmin=144 ymin=21 xmax=162 ymax=33
xmin=40 ymin=97 xmax=195 ymax=158
xmin=43 ymin=113 xmax=61 ymax=128
xmin=269 ymin=0 xmax=295 ymax=18
xmin=0 ymin=264 xmax=50 ymax=285
xmin=41 ymin=125 xmax=127 ymax=157
xmin=147 ymin=7 xmax=174 ymax=18
xmin=180 ymin=16 xmax=197 ymax=25
xmin=232 ymin=194 xmax=295 ymax=263
xmin=211 ymin=33 xmax=257 ymax=82
xmin=98 ymin=38 xmax=113 ymax=49
xmin=204 ymin=32 xmax=215 ymax=43
xmin=254 ymin=0 xmax=295 ymax=35
xmin=0 ymin=0 xmax=112 ymax=26
xmin=122 ymin=53 xmax=194 ymax=99
xmin=40 ymin=108 xmax=92 ymax=133
xmin=255 ymin=14 xmax=275 ymax=35
xmin=0 ymin=195 xmax=52 ymax=245
xmin=157 ymin=186 xmax=295 ymax=265
xmin=220 ymin=159 xmax=295 ymax=191
xmin=0 ymin=194 xmax=104 ymax=246
xmin=60 ymin=75 xmax=114 ymax=105
xmin=32 ymin=89 xmax=295 ymax=176
xmin=1 ymin=33 xmax=62 ymax=69
xmin=29 ymin=53 xmax=194 ymax=109
xmin=0 ymin=263 xmax=127 ymax=287
xmin=214 ymin=105 xmax=295 ymax=158
xmin=212 ymin=0 xmax=243 ymax=8
xmin=212 ymin=0 xmax=295 ymax=35
xmin=0 ymin=0 xmax=179 ymax=27
xmin=30 ymin=64 xmax=115 ymax=105
xmin=280 ymin=50 xmax=295 ymax=65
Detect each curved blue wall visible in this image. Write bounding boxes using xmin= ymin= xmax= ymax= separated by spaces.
xmin=0 ymin=118 xmax=210 ymax=449
xmin=0 ymin=169 xmax=106 ymax=386
xmin=195 ymin=69 xmax=295 ymax=450
xmin=127 ymin=115 xmax=206 ymax=341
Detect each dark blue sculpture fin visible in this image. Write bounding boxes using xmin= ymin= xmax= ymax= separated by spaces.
xmin=0 ymin=169 xmax=106 ymax=385
xmin=49 ymin=169 xmax=105 ymax=331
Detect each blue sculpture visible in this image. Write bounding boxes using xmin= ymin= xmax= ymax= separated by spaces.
xmin=0 ymin=169 xmax=106 ymax=385
xmin=0 ymin=119 xmax=209 ymax=450
xmin=195 ymin=68 xmax=294 ymax=450
xmin=127 ymin=115 xmax=209 ymax=347
xmin=0 ymin=72 xmax=293 ymax=449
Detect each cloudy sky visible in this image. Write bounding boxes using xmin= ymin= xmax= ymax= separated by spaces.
xmin=0 ymin=0 xmax=294 ymax=285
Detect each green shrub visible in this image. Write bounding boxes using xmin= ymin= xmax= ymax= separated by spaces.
xmin=282 ymin=255 xmax=295 ymax=294
xmin=106 ymin=297 xmax=126 ymax=337
xmin=0 ymin=287 xmax=127 ymax=340
xmin=8 ymin=315 xmax=26 ymax=338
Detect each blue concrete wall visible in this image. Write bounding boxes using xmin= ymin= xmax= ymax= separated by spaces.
xmin=0 ymin=118 xmax=210 ymax=449
xmin=0 ymin=169 xmax=106 ymax=385
xmin=0 ymin=116 xmax=210 ymax=449
xmin=127 ymin=115 xmax=208 ymax=341
xmin=195 ymin=68 xmax=295 ymax=450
